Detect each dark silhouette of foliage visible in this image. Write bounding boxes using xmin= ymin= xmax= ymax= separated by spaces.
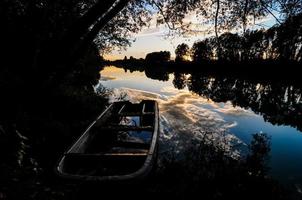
xmin=273 ymin=13 xmax=302 ymax=61
xmin=145 ymin=67 xmax=170 ymax=81
xmin=217 ymin=33 xmax=242 ymax=61
xmin=175 ymin=43 xmax=190 ymax=62
xmin=145 ymin=51 xmax=171 ymax=64
xmin=191 ymin=39 xmax=213 ymax=62
xmin=246 ymin=133 xmax=272 ymax=177
xmin=173 ymin=73 xmax=187 ymax=89
xmin=241 ymin=29 xmax=268 ymax=61
xmin=188 ymin=13 xmax=302 ymax=63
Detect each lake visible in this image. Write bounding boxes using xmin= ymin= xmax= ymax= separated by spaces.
xmin=97 ymin=65 xmax=302 ymax=189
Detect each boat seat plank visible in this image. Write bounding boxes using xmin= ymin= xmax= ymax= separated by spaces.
xmin=100 ymin=125 xmax=153 ymax=131
xmin=115 ymin=141 xmax=150 ymax=149
xmin=117 ymin=112 xmax=154 ymax=116
xmin=65 ymin=151 xmax=148 ymax=158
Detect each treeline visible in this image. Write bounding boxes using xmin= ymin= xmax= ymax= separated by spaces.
xmin=176 ymin=13 xmax=302 ymax=63
xmin=112 ymin=13 xmax=302 ymax=67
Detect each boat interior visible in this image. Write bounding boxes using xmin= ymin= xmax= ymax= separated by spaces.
xmin=61 ymin=100 xmax=156 ymax=177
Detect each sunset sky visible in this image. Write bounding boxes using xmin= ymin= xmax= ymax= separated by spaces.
xmin=104 ymin=14 xmax=277 ymax=61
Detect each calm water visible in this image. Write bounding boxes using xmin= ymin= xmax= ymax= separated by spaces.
xmin=97 ymin=65 xmax=302 ymax=187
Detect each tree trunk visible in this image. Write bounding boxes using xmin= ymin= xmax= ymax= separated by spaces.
xmin=54 ymin=0 xmax=131 ymax=85
xmin=71 ymin=0 xmax=131 ymax=60
xmin=61 ymin=0 xmax=118 ymax=57
xmin=215 ymin=0 xmax=221 ymax=60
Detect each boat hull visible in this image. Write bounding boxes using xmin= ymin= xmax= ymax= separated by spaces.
xmin=56 ymin=100 xmax=159 ymax=182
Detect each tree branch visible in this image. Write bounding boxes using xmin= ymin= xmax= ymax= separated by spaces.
xmin=242 ymin=0 xmax=249 ymax=34
xmin=151 ymin=0 xmax=176 ymax=30
xmin=259 ymin=0 xmax=282 ymax=24
xmin=215 ymin=0 xmax=220 ymax=39
xmin=72 ymin=0 xmax=131 ymax=59
xmin=63 ymin=0 xmax=118 ymax=47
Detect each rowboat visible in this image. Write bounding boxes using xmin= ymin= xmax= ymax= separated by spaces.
xmin=56 ymin=100 xmax=159 ymax=181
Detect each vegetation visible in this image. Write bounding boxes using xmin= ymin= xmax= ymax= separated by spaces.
xmin=69 ymin=133 xmax=297 ymax=200
xmin=145 ymin=51 xmax=171 ymax=64
xmin=191 ymin=39 xmax=213 ymax=63
xmin=1 ymin=0 xmax=302 ymax=199
xmin=109 ymin=11 xmax=302 ymax=71
xmin=145 ymin=133 xmax=284 ymax=200
xmin=175 ymin=43 xmax=190 ymax=62
xmin=189 ymin=14 xmax=302 ymax=63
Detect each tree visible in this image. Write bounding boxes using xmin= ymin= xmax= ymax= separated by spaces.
xmin=242 ymin=29 xmax=267 ymax=61
xmin=246 ymin=133 xmax=271 ymax=176
xmin=145 ymin=51 xmax=171 ymax=63
xmin=175 ymin=43 xmax=190 ymax=62
xmin=272 ymin=13 xmax=302 ymax=61
xmin=153 ymin=0 xmax=273 ymax=38
xmin=173 ymin=73 xmax=187 ymax=89
xmin=218 ymin=33 xmax=242 ymax=61
xmin=191 ymin=39 xmax=213 ymax=62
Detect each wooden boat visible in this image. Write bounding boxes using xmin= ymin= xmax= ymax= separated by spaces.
xmin=56 ymin=100 xmax=159 ymax=181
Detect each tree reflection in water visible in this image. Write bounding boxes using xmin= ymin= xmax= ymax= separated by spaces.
xmin=175 ymin=73 xmax=302 ymax=131
xmin=120 ymin=64 xmax=302 ymax=132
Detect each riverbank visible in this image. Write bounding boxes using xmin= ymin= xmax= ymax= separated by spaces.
xmin=107 ymin=60 xmax=302 ymax=84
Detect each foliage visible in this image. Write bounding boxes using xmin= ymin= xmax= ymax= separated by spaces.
xmin=175 ymin=43 xmax=190 ymax=62
xmin=246 ymin=133 xmax=271 ymax=177
xmin=191 ymin=39 xmax=213 ymax=62
xmin=145 ymin=51 xmax=171 ymax=63
xmin=135 ymin=132 xmax=290 ymax=200
xmin=1 ymin=0 xmax=301 ymax=199
xmin=188 ymin=13 xmax=302 ymax=62
xmin=95 ymin=0 xmax=152 ymax=53
xmin=218 ymin=32 xmax=242 ymax=61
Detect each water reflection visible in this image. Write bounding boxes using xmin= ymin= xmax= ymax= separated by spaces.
xmin=98 ymin=65 xmax=302 ymax=185
xmin=145 ymin=67 xmax=170 ymax=81
xmin=184 ymin=74 xmax=302 ymax=132
xmin=120 ymin=66 xmax=302 ymax=132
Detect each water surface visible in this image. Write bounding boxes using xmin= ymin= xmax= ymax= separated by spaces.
xmin=97 ymin=65 xmax=302 ymax=187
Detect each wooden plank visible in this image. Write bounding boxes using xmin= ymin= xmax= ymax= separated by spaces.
xmin=65 ymin=151 xmax=148 ymax=158
xmin=100 ymin=125 xmax=153 ymax=131
xmin=117 ymin=112 xmax=155 ymax=116
xmin=117 ymin=104 xmax=126 ymax=115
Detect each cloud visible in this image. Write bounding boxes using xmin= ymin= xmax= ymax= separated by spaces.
xmin=135 ymin=27 xmax=166 ymax=37
xmin=215 ymin=102 xmax=255 ymax=117
xmin=133 ymin=14 xmax=168 ymax=38
xmin=109 ymin=87 xmax=247 ymax=159
xmin=99 ymin=76 xmax=116 ymax=81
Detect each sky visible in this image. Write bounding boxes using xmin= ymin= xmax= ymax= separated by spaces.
xmin=104 ymin=13 xmax=277 ymax=61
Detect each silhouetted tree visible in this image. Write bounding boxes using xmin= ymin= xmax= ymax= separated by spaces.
xmin=218 ymin=33 xmax=242 ymax=61
xmin=191 ymin=39 xmax=213 ymax=62
xmin=173 ymin=73 xmax=187 ymax=89
xmin=144 ymin=68 xmax=169 ymax=81
xmin=175 ymin=43 xmax=190 ymax=62
xmin=273 ymin=13 xmax=302 ymax=61
xmin=145 ymin=51 xmax=171 ymax=64
xmin=277 ymin=0 xmax=302 ymax=19
xmin=246 ymin=133 xmax=271 ymax=176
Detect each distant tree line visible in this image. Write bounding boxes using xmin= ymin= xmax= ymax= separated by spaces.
xmin=114 ymin=12 xmax=302 ymax=65
xmin=145 ymin=51 xmax=171 ymax=64
xmin=175 ymin=13 xmax=302 ymax=63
